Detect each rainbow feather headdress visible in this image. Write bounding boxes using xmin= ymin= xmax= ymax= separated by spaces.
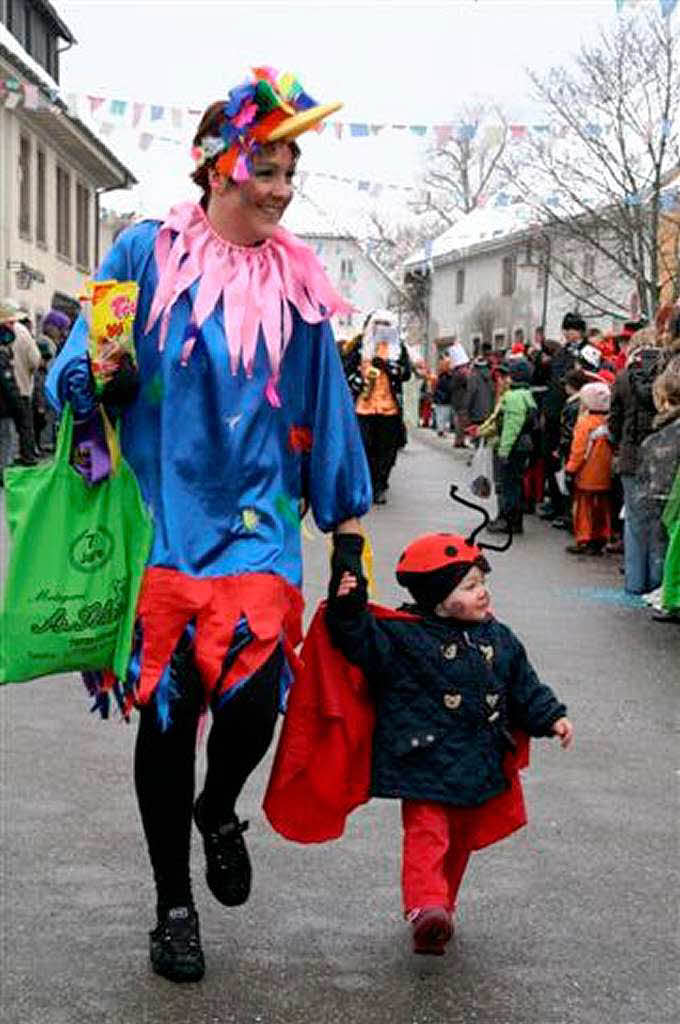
xmin=191 ymin=66 xmax=341 ymax=182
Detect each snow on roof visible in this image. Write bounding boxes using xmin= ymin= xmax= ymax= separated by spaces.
xmin=0 ymin=22 xmax=60 ymax=94
xmin=404 ymin=203 xmax=537 ymax=269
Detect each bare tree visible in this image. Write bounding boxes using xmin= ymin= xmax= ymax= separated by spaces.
xmin=411 ymin=102 xmax=509 ymax=225
xmin=365 ymin=211 xmax=443 ymax=328
xmin=506 ymin=6 xmax=680 ymax=321
xmin=468 ymin=295 xmax=500 ymax=346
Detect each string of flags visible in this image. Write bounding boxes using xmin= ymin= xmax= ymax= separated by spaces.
xmin=615 ymin=0 xmax=678 ymax=15
xmin=1 ymin=78 xmax=675 ymax=155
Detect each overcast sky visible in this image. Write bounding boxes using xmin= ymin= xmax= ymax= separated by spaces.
xmin=57 ymin=0 xmax=624 ymax=232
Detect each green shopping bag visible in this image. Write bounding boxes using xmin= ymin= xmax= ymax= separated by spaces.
xmin=0 ymin=407 xmax=152 ymax=684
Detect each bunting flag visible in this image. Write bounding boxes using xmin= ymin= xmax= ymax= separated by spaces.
xmin=660 ymin=0 xmax=678 ymax=15
xmin=150 ymin=105 xmax=164 ymax=121
xmin=22 ymin=82 xmax=39 ymax=110
xmin=110 ymin=99 xmax=127 ymax=117
xmin=132 ymin=101 xmax=145 ymax=127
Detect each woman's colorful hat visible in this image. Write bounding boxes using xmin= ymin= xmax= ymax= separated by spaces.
xmin=192 ymin=67 xmax=341 ymax=182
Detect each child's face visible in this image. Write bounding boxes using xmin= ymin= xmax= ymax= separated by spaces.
xmin=435 ymin=566 xmax=491 ymax=622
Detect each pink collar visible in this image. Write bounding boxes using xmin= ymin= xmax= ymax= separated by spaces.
xmin=145 ymin=202 xmax=351 ymax=404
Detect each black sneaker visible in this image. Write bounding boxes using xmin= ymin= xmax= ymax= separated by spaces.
xmin=150 ymin=905 xmax=205 ymax=983
xmin=194 ymin=796 xmax=252 ymax=907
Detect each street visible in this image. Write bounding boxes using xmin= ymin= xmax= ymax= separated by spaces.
xmin=1 ymin=430 xmax=678 ymax=1024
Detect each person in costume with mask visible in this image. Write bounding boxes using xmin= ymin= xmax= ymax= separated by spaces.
xmin=344 ymin=309 xmax=411 ymax=504
xmin=47 ymin=67 xmax=372 ymax=983
xmin=264 ymin=490 xmax=572 ymax=956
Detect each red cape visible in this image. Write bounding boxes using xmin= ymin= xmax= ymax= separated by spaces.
xmin=263 ymin=604 xmax=529 ymax=848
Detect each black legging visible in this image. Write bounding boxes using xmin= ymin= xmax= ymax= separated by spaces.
xmin=358 ymin=413 xmax=402 ymax=495
xmin=134 ymin=644 xmax=282 ymax=914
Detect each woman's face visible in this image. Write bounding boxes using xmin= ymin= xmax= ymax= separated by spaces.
xmin=212 ymin=143 xmax=296 ymax=244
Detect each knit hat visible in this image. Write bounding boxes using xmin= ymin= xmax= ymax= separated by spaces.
xmin=579 ymin=381 xmax=611 ymax=413
xmin=562 ymin=312 xmax=586 ymax=334
xmin=510 ymin=341 xmax=526 ymax=355
xmin=42 ymin=309 xmax=71 ymax=333
xmin=498 ymin=358 xmax=531 ymax=384
xmin=0 ymin=297 xmax=20 ymax=326
xmin=396 ymin=533 xmax=490 ymax=611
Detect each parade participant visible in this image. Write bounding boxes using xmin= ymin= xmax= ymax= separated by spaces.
xmin=322 ymin=512 xmax=572 ymax=955
xmin=345 ymin=309 xmax=411 ymax=504
xmin=47 ymin=66 xmax=371 ymax=984
xmin=564 ymin=382 xmax=614 ymax=556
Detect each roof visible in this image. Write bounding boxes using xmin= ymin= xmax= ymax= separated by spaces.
xmin=32 ymin=0 xmax=76 ymax=43
xmin=0 ymin=25 xmax=136 ymax=189
xmin=404 ymin=204 xmax=539 ymax=271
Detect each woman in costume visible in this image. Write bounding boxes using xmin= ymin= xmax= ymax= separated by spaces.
xmin=47 ymin=67 xmax=372 ymax=983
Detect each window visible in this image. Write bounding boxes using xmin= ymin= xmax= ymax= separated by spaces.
xmin=455 ymin=268 xmax=465 ymax=304
xmin=340 ymin=257 xmax=354 ymax=279
xmin=36 ymin=147 xmax=46 ymax=245
xmin=18 ymin=133 xmax=31 ymax=237
xmin=56 ymin=165 xmax=71 ymax=259
xmin=583 ymin=252 xmax=596 ymax=281
xmin=501 ymin=254 xmax=516 ymax=296
xmin=493 ymin=331 xmax=506 ymax=350
xmin=76 ymin=182 xmax=91 ymax=268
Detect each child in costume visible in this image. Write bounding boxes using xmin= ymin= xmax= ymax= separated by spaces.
xmin=46 ymin=67 xmax=371 ymax=984
xmin=320 ymin=502 xmax=573 ymax=956
xmin=565 ymin=381 xmax=614 ymax=555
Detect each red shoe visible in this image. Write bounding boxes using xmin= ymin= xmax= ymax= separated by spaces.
xmin=409 ymin=906 xmax=453 ymax=956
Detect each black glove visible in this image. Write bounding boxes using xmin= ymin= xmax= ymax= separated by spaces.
xmin=101 ymin=352 xmax=140 ymax=409
xmin=564 ymin=471 xmax=575 ymax=494
xmin=328 ymin=533 xmax=367 ymax=616
xmin=371 ymin=356 xmax=387 ymax=371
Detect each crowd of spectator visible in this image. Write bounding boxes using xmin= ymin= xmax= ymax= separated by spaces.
xmin=418 ymin=308 xmax=680 ymax=624
xmin=0 ymin=299 xmax=71 ymax=482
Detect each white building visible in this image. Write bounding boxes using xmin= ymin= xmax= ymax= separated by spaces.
xmin=405 ymin=205 xmax=636 ymax=359
xmin=297 ymin=231 xmax=405 ymax=340
xmin=0 ymin=2 xmax=136 ymax=327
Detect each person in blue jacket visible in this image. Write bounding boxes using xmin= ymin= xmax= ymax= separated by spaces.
xmin=325 ymin=527 xmax=573 ymax=956
xmin=47 ymin=67 xmax=371 ymax=983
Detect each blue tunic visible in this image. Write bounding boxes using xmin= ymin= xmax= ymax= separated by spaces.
xmin=47 ymin=221 xmax=372 ymax=591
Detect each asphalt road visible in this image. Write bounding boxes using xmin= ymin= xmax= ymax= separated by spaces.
xmin=1 ymin=430 xmax=678 ymax=1024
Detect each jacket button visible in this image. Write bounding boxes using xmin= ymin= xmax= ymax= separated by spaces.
xmin=426 ymin=734 xmax=434 ymax=743
xmin=411 ymin=738 xmax=419 ymax=747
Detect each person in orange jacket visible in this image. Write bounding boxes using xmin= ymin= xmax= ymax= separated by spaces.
xmin=565 ymin=381 xmax=614 ymax=555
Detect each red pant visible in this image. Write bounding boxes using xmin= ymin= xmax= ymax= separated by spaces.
xmin=523 ymin=458 xmax=545 ymax=504
xmin=401 ymin=800 xmax=471 ymax=915
xmin=572 ymin=489 xmax=611 ymax=544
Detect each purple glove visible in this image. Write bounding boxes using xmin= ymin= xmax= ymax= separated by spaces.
xmin=72 ymin=408 xmax=111 ymax=484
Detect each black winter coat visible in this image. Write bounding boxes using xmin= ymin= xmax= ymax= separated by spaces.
xmin=0 ymin=346 xmax=23 ymax=422
xmin=542 ymin=343 xmax=578 ymax=423
xmin=609 ymin=348 xmax=661 ymax=476
xmin=325 ymin=606 xmax=566 ymax=807
xmin=433 ymin=369 xmax=453 ymax=405
xmin=466 ymin=361 xmax=495 ymax=424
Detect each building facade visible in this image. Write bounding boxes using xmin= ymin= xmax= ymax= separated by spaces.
xmin=405 ymin=206 xmax=637 ymax=359
xmin=0 ymin=1 xmax=136 ymax=326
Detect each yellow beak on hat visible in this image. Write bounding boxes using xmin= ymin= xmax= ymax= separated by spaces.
xmin=266 ymin=101 xmax=343 ymax=142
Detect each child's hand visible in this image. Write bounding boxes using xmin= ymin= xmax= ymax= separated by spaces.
xmin=551 ymin=717 xmax=573 ymax=749
xmin=336 ymin=571 xmax=358 ymax=598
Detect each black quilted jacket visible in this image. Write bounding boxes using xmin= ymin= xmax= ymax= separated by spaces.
xmin=325 ymin=607 xmax=566 ymax=807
